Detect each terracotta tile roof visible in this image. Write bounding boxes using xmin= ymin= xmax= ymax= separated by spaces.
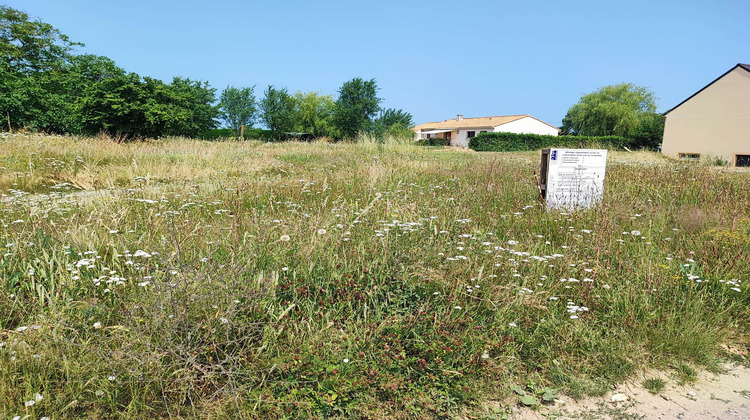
xmin=413 ymin=114 xmax=558 ymax=131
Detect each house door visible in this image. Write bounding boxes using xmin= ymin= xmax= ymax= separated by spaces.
xmin=444 ymin=131 xmax=452 ymax=144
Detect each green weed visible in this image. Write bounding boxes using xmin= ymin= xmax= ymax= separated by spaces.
xmin=642 ymin=377 xmax=666 ymax=394
xmin=675 ymin=363 xmax=698 ymax=385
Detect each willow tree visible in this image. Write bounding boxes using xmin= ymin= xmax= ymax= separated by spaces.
xmin=561 ymin=83 xmax=658 ymax=138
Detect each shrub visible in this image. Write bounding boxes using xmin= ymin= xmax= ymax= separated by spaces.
xmin=468 ymin=132 xmax=630 ymax=152
xmin=383 ymin=123 xmax=415 ymax=142
xmin=197 ymin=128 xmax=235 ymax=139
xmin=245 ymin=128 xmax=274 ymax=141
xmin=416 ymin=136 xmax=449 ymax=146
xmin=196 ymin=128 xmax=275 ymax=140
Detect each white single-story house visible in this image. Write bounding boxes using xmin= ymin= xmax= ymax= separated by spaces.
xmin=413 ymin=114 xmax=559 ymax=148
xmin=662 ymin=63 xmax=750 ymax=167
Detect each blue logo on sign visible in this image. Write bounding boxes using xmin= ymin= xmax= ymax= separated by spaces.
xmin=551 ymin=150 xmax=557 ymax=160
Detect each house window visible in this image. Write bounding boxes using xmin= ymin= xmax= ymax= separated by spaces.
xmin=678 ymin=153 xmax=700 ymax=161
xmin=480 ymin=131 xmax=488 ymax=134
xmin=467 ymin=131 xmax=476 ymax=138
xmin=736 ymin=155 xmax=750 ymax=167
xmin=426 ymin=134 xmax=431 ymax=139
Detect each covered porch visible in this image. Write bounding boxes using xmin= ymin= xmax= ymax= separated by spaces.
xmin=415 ymin=129 xmax=455 ymax=142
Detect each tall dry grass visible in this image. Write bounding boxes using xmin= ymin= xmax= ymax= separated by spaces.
xmin=0 ymin=133 xmax=748 ymax=418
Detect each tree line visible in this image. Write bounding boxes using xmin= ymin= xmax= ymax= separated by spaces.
xmin=3 ymin=4 xmax=664 ymax=147
xmin=0 ymin=5 xmax=413 ymax=140
xmin=223 ymin=81 xmax=414 ymax=141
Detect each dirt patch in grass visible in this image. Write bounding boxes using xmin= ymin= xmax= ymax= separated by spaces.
xmin=513 ymin=363 xmax=750 ymax=419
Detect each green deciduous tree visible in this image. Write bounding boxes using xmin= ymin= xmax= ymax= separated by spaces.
xmin=78 ymin=74 xmax=217 ymax=139
xmin=19 ymin=66 xmax=76 ymax=133
xmin=561 ymin=83 xmax=662 ymax=148
xmin=78 ymin=72 xmax=148 ymax=137
xmin=260 ymin=85 xmax=297 ymax=140
xmin=372 ymin=108 xmax=414 ymax=139
xmin=17 ymin=55 xmax=124 ymax=133
xmin=332 ymin=78 xmax=381 ymax=139
xmin=0 ymin=5 xmax=80 ymax=74
xmin=219 ymin=86 xmax=257 ymax=139
xmin=627 ymin=111 xmax=665 ymax=150
xmin=154 ymin=77 xmax=218 ymax=137
xmin=1 ymin=5 xmax=81 ymax=131
xmin=56 ymin=55 xmax=126 ymax=133
xmin=68 ymin=54 xmax=126 ymax=83
xmin=374 ymin=108 xmax=413 ymax=129
xmin=293 ymin=91 xmax=335 ymax=138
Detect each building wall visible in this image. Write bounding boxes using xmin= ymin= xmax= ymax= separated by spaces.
xmin=451 ymin=118 xmax=559 ymax=147
xmin=493 ymin=116 xmax=560 ymax=137
xmin=415 ymin=128 xmax=489 ymax=147
xmin=415 ymin=116 xmax=559 ymax=148
xmin=452 ymin=127 xmax=491 ymax=147
xmin=662 ymin=67 xmax=750 ymax=166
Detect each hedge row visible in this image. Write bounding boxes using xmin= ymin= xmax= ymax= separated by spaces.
xmin=468 ymin=132 xmax=630 ymax=152
xmin=415 ymin=136 xmax=450 ymax=146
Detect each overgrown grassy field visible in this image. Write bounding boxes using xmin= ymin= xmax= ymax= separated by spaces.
xmin=1 ymin=134 xmax=748 ymax=419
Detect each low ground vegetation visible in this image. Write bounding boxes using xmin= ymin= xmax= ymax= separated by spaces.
xmin=416 ymin=136 xmax=450 ymax=147
xmin=0 ymin=134 xmax=748 ymax=418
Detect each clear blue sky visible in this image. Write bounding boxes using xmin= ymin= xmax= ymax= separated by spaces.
xmin=6 ymin=0 xmax=750 ymax=127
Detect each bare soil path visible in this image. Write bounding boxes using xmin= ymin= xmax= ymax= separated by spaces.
xmin=514 ymin=364 xmax=750 ymax=419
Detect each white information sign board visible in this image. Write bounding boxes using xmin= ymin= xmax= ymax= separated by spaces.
xmin=545 ymin=148 xmax=608 ymax=210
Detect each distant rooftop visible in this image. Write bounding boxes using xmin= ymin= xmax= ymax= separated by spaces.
xmin=413 ymin=114 xmax=558 ymax=131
